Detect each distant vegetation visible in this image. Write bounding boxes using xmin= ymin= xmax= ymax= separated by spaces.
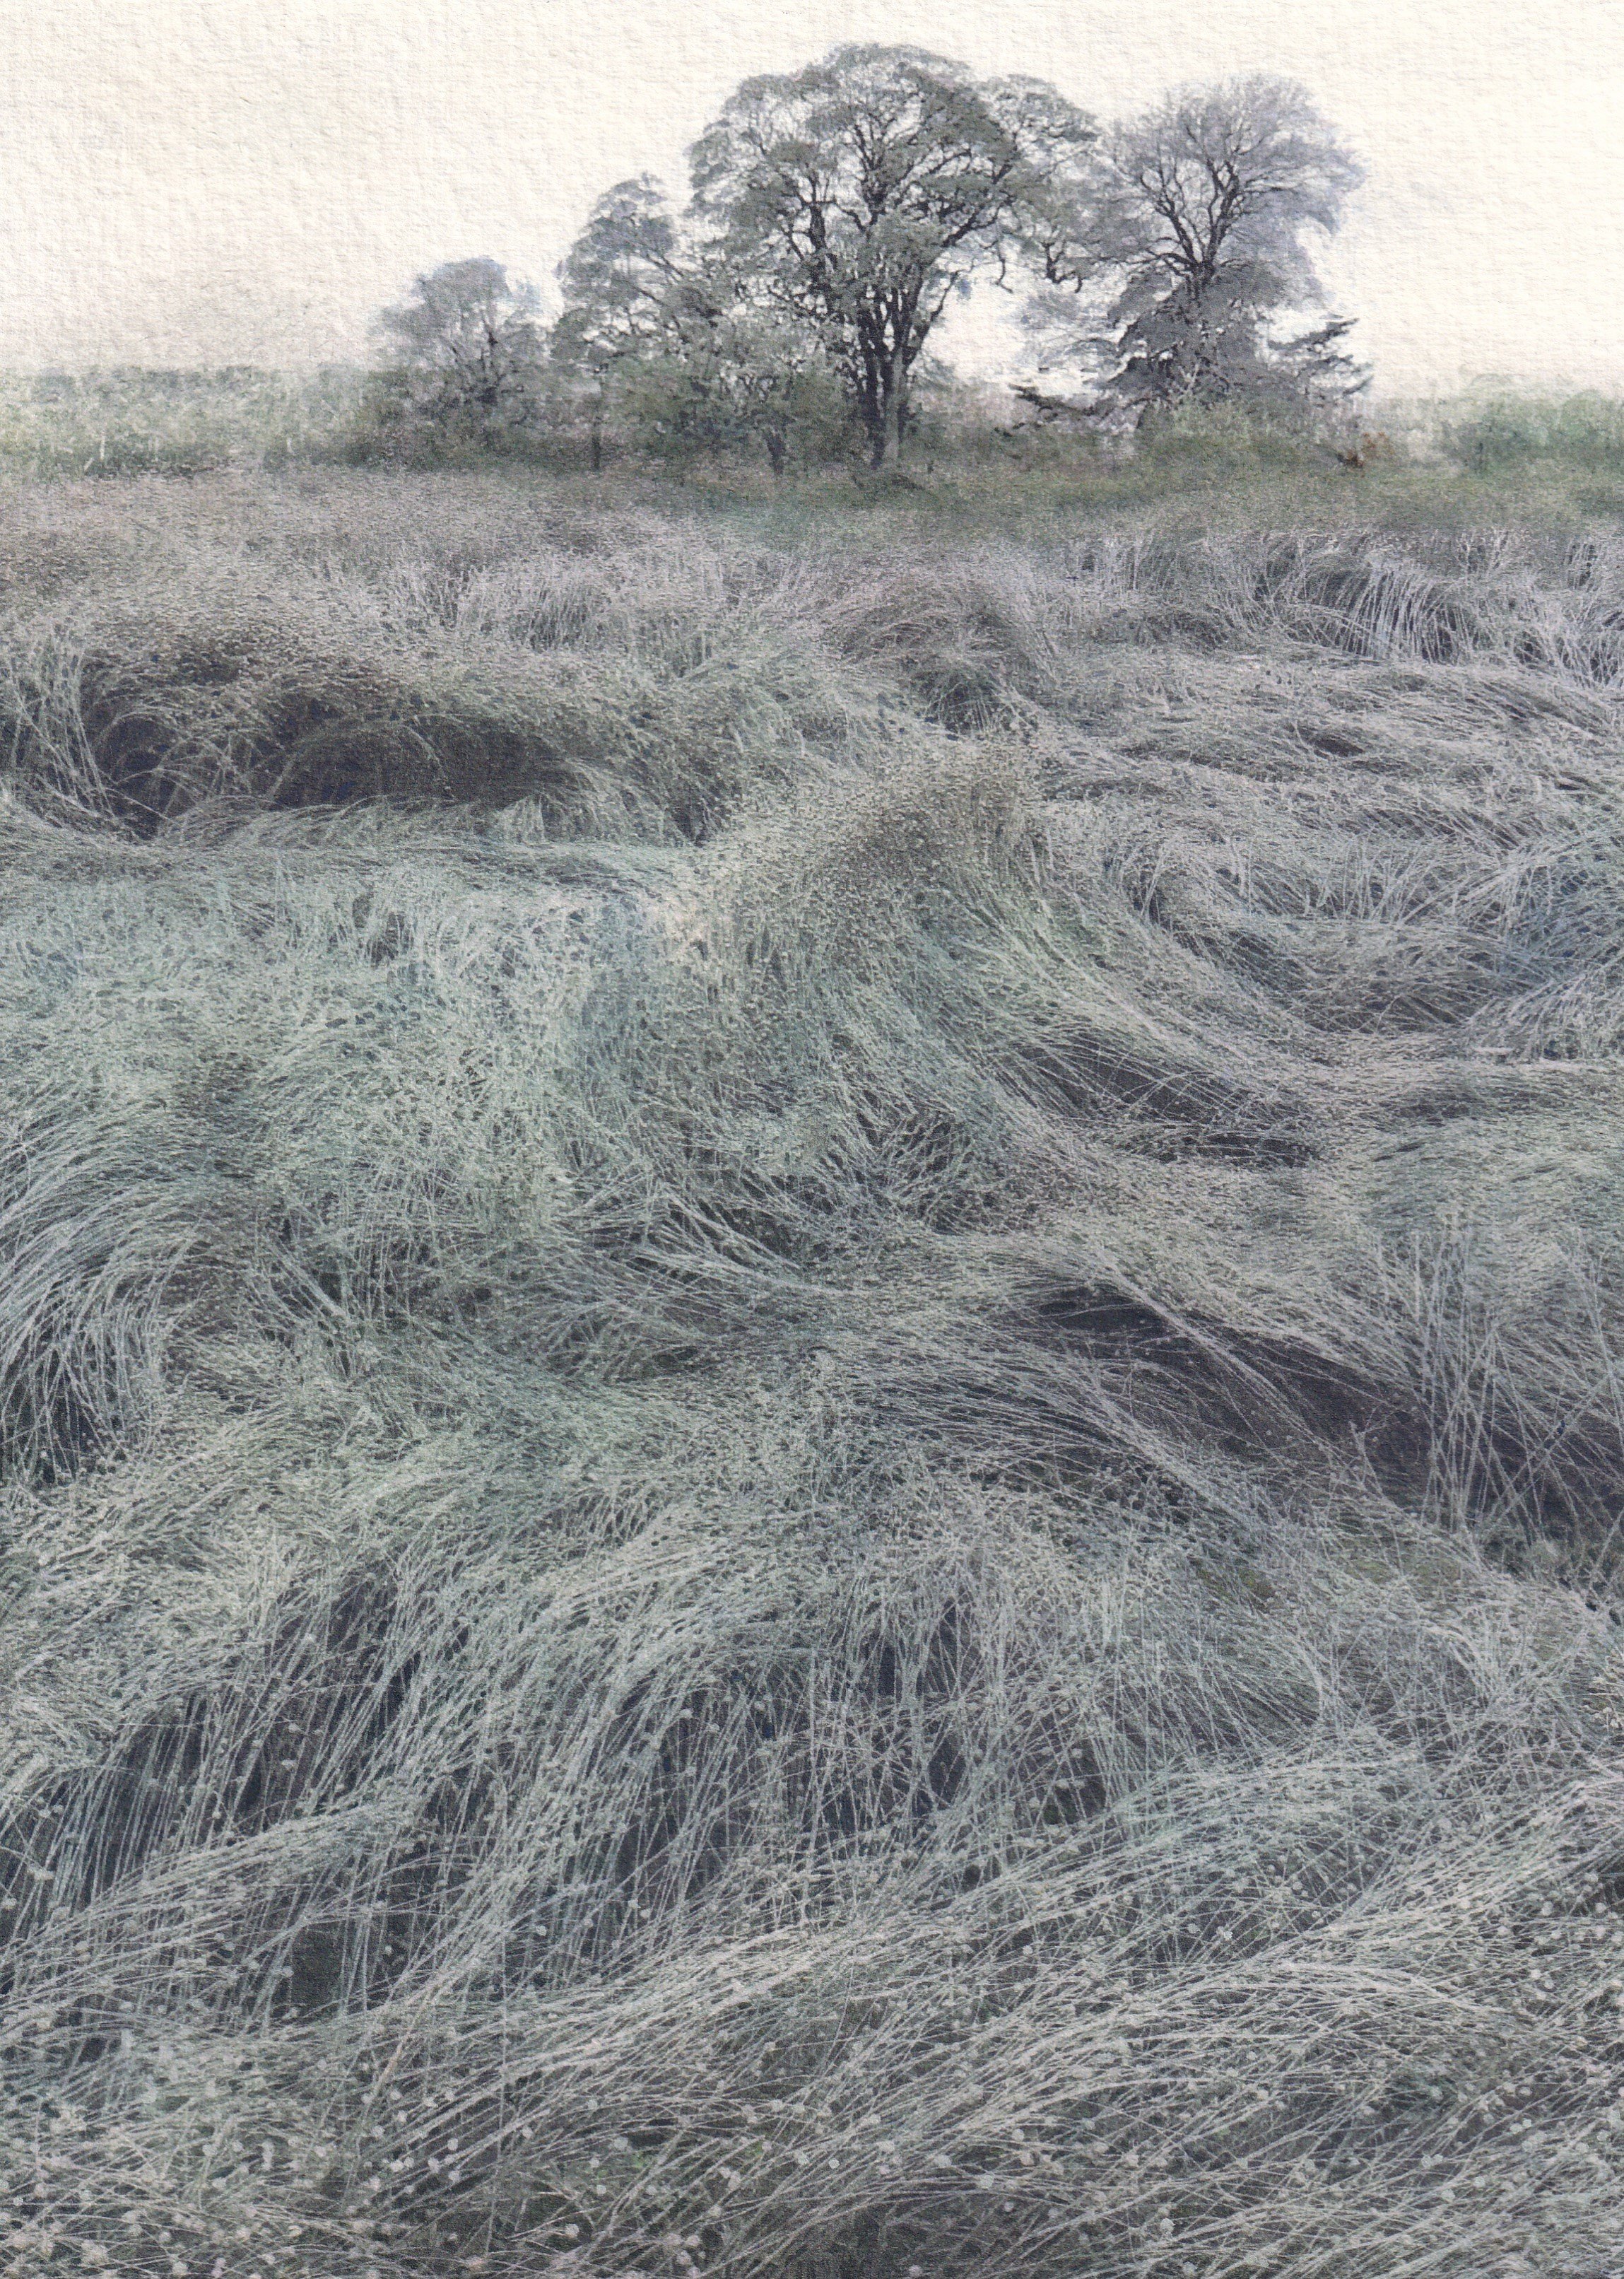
xmin=8 ymin=362 xmax=1624 ymax=525
xmin=0 ymin=365 xmax=367 ymax=478
xmin=1442 ymin=391 xmax=1624 ymax=476
xmin=4 ymin=49 xmax=1623 ymax=503
xmin=372 ymin=49 xmax=1367 ymax=474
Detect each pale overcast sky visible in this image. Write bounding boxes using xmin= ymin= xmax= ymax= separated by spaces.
xmin=0 ymin=0 xmax=1618 ymax=397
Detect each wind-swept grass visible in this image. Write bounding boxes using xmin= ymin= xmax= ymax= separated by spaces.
xmin=1 ymin=469 xmax=1624 ymax=2279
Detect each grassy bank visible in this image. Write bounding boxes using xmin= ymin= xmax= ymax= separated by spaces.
xmin=1 ymin=467 xmax=1623 ymax=2278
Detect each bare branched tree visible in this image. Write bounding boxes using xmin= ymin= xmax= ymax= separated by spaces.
xmin=1034 ymin=76 xmax=1365 ymax=422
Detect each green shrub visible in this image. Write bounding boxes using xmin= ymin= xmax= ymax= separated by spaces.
xmin=1442 ymin=390 xmax=1624 ymax=474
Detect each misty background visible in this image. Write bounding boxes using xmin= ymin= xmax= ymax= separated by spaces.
xmin=0 ymin=0 xmax=1619 ymax=398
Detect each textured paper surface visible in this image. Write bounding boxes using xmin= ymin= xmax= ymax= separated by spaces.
xmin=1 ymin=0 xmax=1616 ymax=393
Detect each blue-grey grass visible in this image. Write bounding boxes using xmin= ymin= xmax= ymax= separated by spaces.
xmin=0 ymin=467 xmax=1622 ymax=2279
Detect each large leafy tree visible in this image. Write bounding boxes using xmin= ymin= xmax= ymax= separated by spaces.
xmin=1033 ymin=76 xmax=1365 ymax=421
xmin=688 ymin=44 xmax=1098 ymax=469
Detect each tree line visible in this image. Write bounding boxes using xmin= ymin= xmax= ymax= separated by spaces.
xmin=370 ymin=46 xmax=1367 ymax=473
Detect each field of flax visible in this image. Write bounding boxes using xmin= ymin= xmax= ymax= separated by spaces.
xmin=1 ymin=467 xmax=1623 ymax=2279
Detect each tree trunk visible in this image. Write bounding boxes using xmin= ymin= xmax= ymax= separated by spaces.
xmin=871 ymin=355 xmax=909 ymax=471
xmin=589 ymin=390 xmax=604 ymax=474
xmin=765 ymin=425 xmax=786 ymax=478
xmin=872 ymin=397 xmax=905 ymax=469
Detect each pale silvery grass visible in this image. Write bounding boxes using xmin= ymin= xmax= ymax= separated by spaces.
xmin=1 ymin=472 xmax=1623 ymax=2279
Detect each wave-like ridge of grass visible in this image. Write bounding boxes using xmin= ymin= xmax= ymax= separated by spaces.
xmin=1 ymin=471 xmax=1623 ymax=2279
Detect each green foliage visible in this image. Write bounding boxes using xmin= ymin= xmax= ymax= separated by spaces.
xmin=1443 ymin=391 xmax=1624 ymax=474
xmin=1122 ymin=392 xmax=1368 ymax=482
xmin=551 ymin=180 xmax=846 ymax=475
xmin=372 ymin=259 xmax=548 ymax=455
xmin=613 ymin=323 xmax=852 ymax=474
xmin=27 ymin=368 xmax=1624 ymax=542
xmin=551 ymin=176 xmax=688 ymax=469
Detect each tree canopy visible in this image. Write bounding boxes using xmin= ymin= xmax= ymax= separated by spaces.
xmin=551 ymin=175 xmax=840 ymax=473
xmin=551 ymin=178 xmax=694 ymax=467
xmin=384 ymin=53 xmax=1370 ymax=471
xmin=688 ymin=45 xmax=1098 ymax=467
xmin=372 ymin=258 xmax=545 ymax=444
